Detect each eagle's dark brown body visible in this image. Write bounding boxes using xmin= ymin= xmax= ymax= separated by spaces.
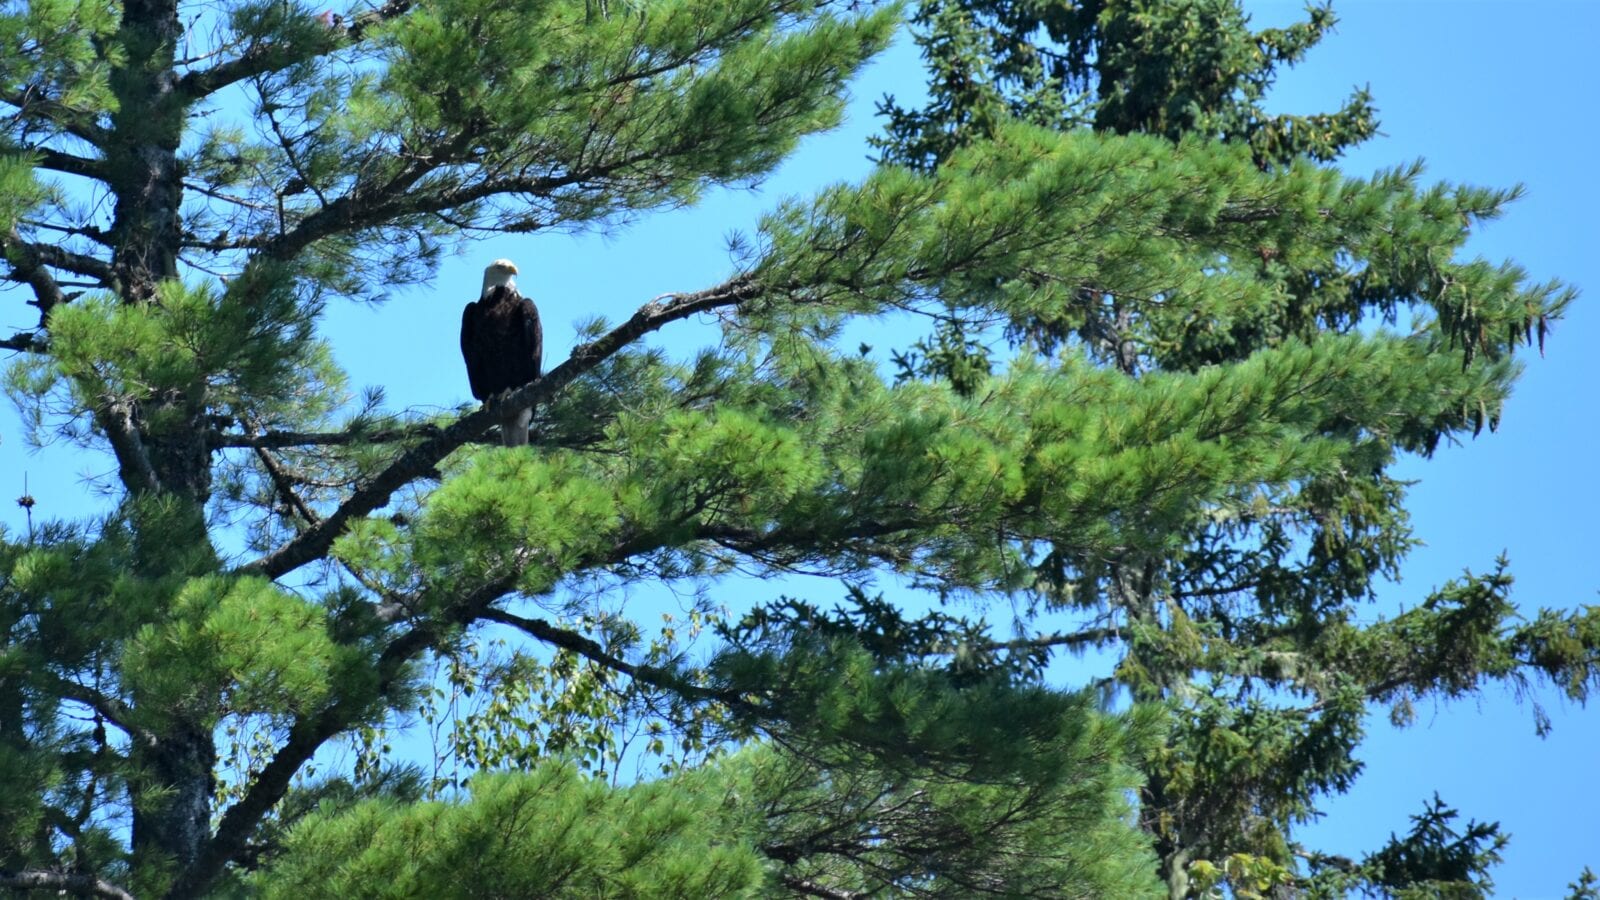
xmin=461 ymin=284 xmax=541 ymax=446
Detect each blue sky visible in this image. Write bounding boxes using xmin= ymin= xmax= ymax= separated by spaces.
xmin=1241 ymin=4 xmax=1599 ymax=895
xmin=2 ymin=1 xmax=1595 ymax=894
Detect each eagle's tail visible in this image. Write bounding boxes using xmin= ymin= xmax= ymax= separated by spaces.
xmin=499 ymin=404 xmax=532 ymax=448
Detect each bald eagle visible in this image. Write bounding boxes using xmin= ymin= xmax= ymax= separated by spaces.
xmin=461 ymin=259 xmax=542 ymax=447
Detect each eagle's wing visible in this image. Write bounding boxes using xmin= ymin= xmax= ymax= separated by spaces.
xmin=460 ymin=300 xmax=487 ymax=400
xmin=519 ymin=293 xmax=543 ymax=380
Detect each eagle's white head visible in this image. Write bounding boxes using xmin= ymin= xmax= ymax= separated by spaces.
xmin=481 ymin=258 xmax=519 ymax=298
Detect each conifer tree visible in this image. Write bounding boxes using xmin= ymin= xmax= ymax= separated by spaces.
xmin=0 ymin=2 xmax=1588 ymax=900
xmin=871 ymin=0 xmax=1599 ymax=896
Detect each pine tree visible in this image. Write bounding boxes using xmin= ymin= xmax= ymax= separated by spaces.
xmin=871 ymin=0 xmax=1599 ymax=896
xmin=253 ymin=763 xmax=767 ymax=898
xmin=0 ymin=2 xmax=1589 ymax=900
xmin=876 ymin=0 xmax=1377 ymax=171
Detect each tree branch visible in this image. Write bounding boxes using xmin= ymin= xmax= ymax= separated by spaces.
xmin=1297 ymin=673 xmax=1414 ymax=716
xmin=249 ymin=129 xmax=699 ymax=265
xmin=252 ymin=444 xmax=321 ymax=524
xmin=22 ymin=217 xmax=113 ymax=246
xmin=480 ymin=608 xmax=733 ymax=705
xmin=252 ymin=168 xmax=577 ymax=262
xmin=0 ymin=330 xmax=48 ymax=353
xmin=30 ymin=146 xmax=109 ymax=181
xmin=186 ymin=436 xmax=999 ymax=897
xmin=996 ymin=626 xmax=1122 ymax=652
xmin=30 ymin=242 xmax=118 ymax=283
xmin=44 ymin=674 xmax=157 ymax=749
xmin=0 ymin=85 xmax=112 ymax=146
xmin=177 ymin=42 xmax=315 ymax=104
xmin=101 ymin=399 xmax=161 ymax=495
xmin=211 ymin=422 xmax=442 ymax=449
xmin=342 ymin=0 xmax=414 ymax=42
xmin=3 ymin=228 xmax=69 ymax=314
xmin=175 ymin=0 xmax=415 ymax=103
xmin=250 ymin=441 xmax=404 ymax=597
xmin=3 ymin=229 xmax=116 ymax=296
xmin=236 ymin=274 xmax=764 ymax=581
xmin=169 ymin=574 xmax=512 ymax=900
xmin=778 ymin=875 xmax=861 ymax=900
xmin=0 ymin=870 xmax=135 ymax=900
xmin=239 ymin=90 xmax=763 ymax=265
xmin=1170 ymin=578 xmax=1264 ymax=601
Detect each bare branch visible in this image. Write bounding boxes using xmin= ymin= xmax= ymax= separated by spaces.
xmin=3 ymin=229 xmax=116 ymax=290
xmin=0 ymin=330 xmax=48 ymax=353
xmin=251 ymin=438 xmax=418 ymax=600
xmin=236 ymin=274 xmax=765 ymax=581
xmin=22 ymin=217 xmax=112 ymax=246
xmin=3 ymin=228 xmax=69 ymax=313
xmin=31 ymin=146 xmax=109 ymax=181
xmin=183 ymin=179 xmax=278 ymax=215
xmin=252 ymin=444 xmax=321 ymax=524
xmin=42 ymin=674 xmax=155 ymax=748
xmin=0 ymin=869 xmax=135 ymax=900
xmin=31 ymin=244 xmax=115 ymax=283
xmin=480 ymin=608 xmax=733 ymax=704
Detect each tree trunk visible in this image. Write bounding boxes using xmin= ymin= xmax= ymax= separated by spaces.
xmin=1141 ymin=767 xmax=1196 ymax=900
xmin=110 ymin=0 xmax=215 ymax=504
xmin=1159 ymin=843 xmax=1192 ymax=900
xmin=130 ymin=725 xmax=217 ymax=881
xmin=110 ymin=0 xmax=222 ymax=877
xmin=109 ymin=0 xmax=185 ymax=305
xmin=1119 ymin=561 xmax=1198 ymax=900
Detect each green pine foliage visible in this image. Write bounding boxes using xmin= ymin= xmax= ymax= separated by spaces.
xmin=253 ymin=764 xmax=763 ymax=898
xmin=1569 ymin=868 xmax=1600 ymax=900
xmin=732 ymin=737 xmax=1164 ymax=897
xmin=254 ymin=738 xmax=1165 ymax=899
xmin=1294 ymin=795 xmax=1509 ymax=900
xmin=863 ymin=1 xmax=1596 ymax=897
xmin=875 ymin=0 xmax=1377 ymax=170
xmin=0 ymin=0 xmax=1590 ymax=897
